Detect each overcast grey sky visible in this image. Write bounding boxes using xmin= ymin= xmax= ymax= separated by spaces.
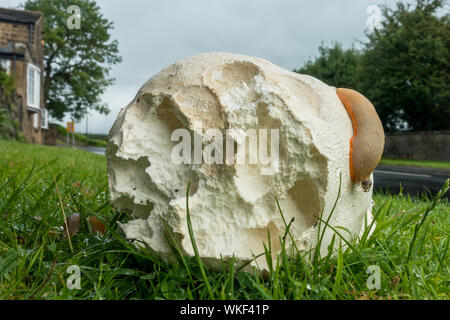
xmin=1 ymin=0 xmax=416 ymax=134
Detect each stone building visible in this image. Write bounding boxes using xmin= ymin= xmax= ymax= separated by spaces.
xmin=0 ymin=7 xmax=47 ymax=144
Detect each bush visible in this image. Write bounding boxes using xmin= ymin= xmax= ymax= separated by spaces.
xmin=52 ymin=123 xmax=107 ymax=147
xmin=0 ymin=68 xmax=23 ymax=141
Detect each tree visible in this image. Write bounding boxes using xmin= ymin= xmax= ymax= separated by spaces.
xmin=294 ymin=42 xmax=361 ymax=89
xmin=23 ymin=0 xmax=122 ymax=121
xmin=358 ymin=0 xmax=450 ymax=131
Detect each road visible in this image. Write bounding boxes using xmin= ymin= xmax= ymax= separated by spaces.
xmin=81 ymin=147 xmax=449 ymax=199
xmin=80 ymin=146 xmax=106 ymax=156
xmin=373 ymin=165 xmax=449 ymax=199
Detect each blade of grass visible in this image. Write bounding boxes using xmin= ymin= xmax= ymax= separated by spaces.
xmin=185 ymin=182 xmax=214 ymax=299
xmin=406 ymin=178 xmax=449 ymax=263
xmin=54 ymin=177 xmax=73 ymax=254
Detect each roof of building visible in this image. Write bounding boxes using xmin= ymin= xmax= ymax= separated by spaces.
xmin=0 ymin=7 xmax=42 ymax=24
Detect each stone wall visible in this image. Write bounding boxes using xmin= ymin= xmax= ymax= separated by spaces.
xmin=42 ymin=123 xmax=58 ymax=145
xmin=0 ymin=10 xmax=44 ymax=144
xmin=383 ymin=131 xmax=450 ymax=161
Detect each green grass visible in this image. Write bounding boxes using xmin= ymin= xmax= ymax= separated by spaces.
xmin=53 ymin=123 xmax=107 ymax=148
xmin=380 ymin=158 xmax=450 ymax=170
xmin=0 ymin=139 xmax=449 ymax=300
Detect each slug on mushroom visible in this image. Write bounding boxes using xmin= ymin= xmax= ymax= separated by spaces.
xmin=336 ymin=88 xmax=385 ymax=192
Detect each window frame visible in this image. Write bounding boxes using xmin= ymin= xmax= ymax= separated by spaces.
xmin=41 ymin=108 xmax=49 ymax=129
xmin=27 ymin=63 xmax=41 ymax=111
xmin=32 ymin=112 xmax=40 ymax=130
xmin=0 ymin=59 xmax=11 ymax=74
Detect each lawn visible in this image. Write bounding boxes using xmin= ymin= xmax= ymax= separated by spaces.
xmin=380 ymin=158 xmax=450 ymax=170
xmin=0 ymin=139 xmax=448 ymax=300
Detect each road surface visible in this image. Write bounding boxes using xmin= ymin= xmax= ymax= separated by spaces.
xmin=373 ymin=165 xmax=449 ymax=199
xmin=81 ymin=147 xmax=449 ymax=199
xmin=80 ymin=146 xmax=106 ymax=156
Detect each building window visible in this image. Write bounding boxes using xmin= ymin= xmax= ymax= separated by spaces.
xmin=27 ymin=63 xmax=41 ymax=110
xmin=33 ymin=112 xmax=40 ymax=130
xmin=41 ymin=108 xmax=49 ymax=129
xmin=0 ymin=59 xmax=11 ymax=73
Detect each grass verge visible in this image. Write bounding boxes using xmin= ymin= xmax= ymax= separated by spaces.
xmin=53 ymin=123 xmax=107 ymax=148
xmin=380 ymin=158 xmax=450 ymax=170
xmin=0 ymin=139 xmax=449 ymax=299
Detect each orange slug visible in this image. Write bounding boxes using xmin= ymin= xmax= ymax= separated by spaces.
xmin=336 ymin=88 xmax=385 ymax=192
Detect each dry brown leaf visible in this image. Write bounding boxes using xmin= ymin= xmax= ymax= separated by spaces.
xmin=63 ymin=213 xmax=106 ymax=237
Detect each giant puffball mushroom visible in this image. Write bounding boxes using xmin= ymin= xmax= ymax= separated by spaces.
xmin=336 ymin=88 xmax=385 ymax=192
xmin=107 ymin=52 xmax=377 ymax=272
